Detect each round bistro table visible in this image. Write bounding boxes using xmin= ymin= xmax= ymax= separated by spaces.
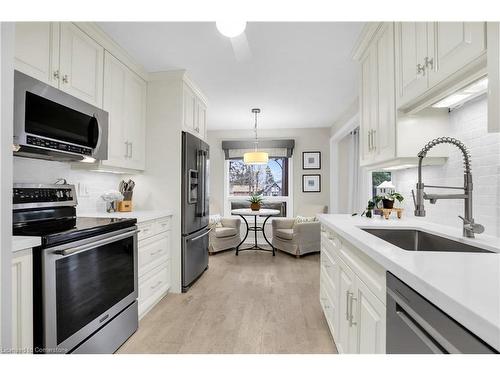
xmin=231 ymin=208 xmax=281 ymax=256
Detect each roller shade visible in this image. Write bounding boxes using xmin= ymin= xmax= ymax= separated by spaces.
xmin=221 ymin=139 xmax=295 ymax=160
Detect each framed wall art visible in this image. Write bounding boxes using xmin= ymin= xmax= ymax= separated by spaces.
xmin=302 ymin=151 xmax=321 ymax=169
xmin=302 ymin=174 xmax=321 ymax=193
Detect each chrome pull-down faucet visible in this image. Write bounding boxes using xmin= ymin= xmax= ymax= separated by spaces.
xmin=412 ymin=137 xmax=484 ymax=238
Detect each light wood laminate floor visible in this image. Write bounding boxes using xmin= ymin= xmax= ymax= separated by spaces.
xmin=118 ymin=250 xmax=337 ymax=354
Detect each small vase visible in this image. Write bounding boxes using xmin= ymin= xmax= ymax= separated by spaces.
xmin=250 ymin=202 xmax=261 ymax=211
xmin=382 ymin=199 xmax=394 ymax=209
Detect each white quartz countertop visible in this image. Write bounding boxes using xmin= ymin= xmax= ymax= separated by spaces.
xmin=317 ymin=214 xmax=500 ymax=351
xmin=12 ymin=236 xmax=41 ymax=252
xmin=79 ymin=210 xmax=173 ymax=223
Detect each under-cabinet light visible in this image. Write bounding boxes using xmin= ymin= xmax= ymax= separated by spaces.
xmin=432 ymin=77 xmax=488 ymax=109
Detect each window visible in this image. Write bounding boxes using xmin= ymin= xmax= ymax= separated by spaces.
xmin=228 ymin=157 xmax=289 ymax=197
xmin=372 ymin=171 xmax=392 ymax=198
xmin=224 ymin=157 xmax=292 ymax=218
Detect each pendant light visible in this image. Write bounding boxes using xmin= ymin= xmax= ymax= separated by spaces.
xmin=244 ymin=108 xmax=269 ymax=165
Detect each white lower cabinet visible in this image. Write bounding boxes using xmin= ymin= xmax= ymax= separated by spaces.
xmin=11 ymin=250 xmax=33 ymax=353
xmin=137 ymin=216 xmax=172 ymax=319
xmin=320 ymin=227 xmax=386 ymax=354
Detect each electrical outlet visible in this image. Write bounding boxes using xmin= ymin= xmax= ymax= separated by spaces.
xmin=78 ymin=182 xmax=90 ymax=197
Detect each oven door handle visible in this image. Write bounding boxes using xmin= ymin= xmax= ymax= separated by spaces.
xmin=54 ymin=229 xmax=140 ymax=256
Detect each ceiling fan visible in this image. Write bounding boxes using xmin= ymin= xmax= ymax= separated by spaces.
xmin=216 ymin=21 xmax=252 ymax=62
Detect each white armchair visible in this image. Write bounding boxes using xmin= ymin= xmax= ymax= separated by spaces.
xmin=272 ymin=218 xmax=321 ymax=257
xmin=209 ymin=217 xmax=242 ymax=254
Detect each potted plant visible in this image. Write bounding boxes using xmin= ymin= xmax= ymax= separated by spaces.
xmin=248 ymin=193 xmax=264 ymax=211
xmin=380 ymin=192 xmax=404 ymax=209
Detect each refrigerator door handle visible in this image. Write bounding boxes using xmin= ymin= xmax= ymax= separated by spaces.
xmin=201 ymin=150 xmax=207 ymax=217
xmin=187 ymin=228 xmax=211 ymax=242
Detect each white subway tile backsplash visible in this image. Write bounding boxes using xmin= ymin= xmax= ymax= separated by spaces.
xmin=13 ymin=157 xmax=124 ymax=213
xmin=393 ymin=97 xmax=500 ymax=237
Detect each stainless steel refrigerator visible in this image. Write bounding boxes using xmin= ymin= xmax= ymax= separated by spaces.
xmin=181 ymin=131 xmax=210 ymax=292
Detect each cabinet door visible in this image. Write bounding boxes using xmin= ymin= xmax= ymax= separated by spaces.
xmin=374 ymin=23 xmax=396 ymax=162
xmin=183 ymin=83 xmax=196 ymax=132
xmin=359 ymin=48 xmax=376 ymax=165
xmin=196 ymin=99 xmax=207 ymax=139
xmin=11 ymin=252 xmax=33 ymax=353
xmin=59 ymin=23 xmax=104 ymax=107
xmin=428 ymin=22 xmax=486 ymax=87
xmin=14 ymin=22 xmax=59 ymax=86
xmin=337 ymin=259 xmax=357 ymax=354
xmin=395 ymin=22 xmax=429 ymax=107
xmin=355 ymin=279 xmax=386 ymax=354
xmin=102 ymin=52 xmax=128 ymax=169
xmin=124 ymin=71 xmax=147 ymax=170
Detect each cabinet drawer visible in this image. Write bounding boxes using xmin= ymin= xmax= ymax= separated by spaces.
xmin=138 ymin=216 xmax=171 ymax=241
xmin=320 ymin=275 xmax=335 ymax=331
xmin=320 ymin=249 xmax=338 ymax=292
xmin=138 ymin=261 xmax=170 ymax=317
xmin=138 ymin=232 xmax=170 ymax=277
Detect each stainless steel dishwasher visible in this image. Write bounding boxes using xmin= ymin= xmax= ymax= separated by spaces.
xmin=386 ymin=272 xmax=497 ymax=354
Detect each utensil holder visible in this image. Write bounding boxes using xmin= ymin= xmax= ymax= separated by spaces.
xmin=118 ymin=200 xmax=132 ymax=212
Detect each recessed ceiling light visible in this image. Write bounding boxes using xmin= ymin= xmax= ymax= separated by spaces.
xmin=432 ymin=77 xmax=488 ymax=109
xmin=216 ymin=21 xmax=247 ymax=38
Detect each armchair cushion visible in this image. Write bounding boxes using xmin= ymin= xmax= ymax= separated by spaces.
xmin=214 ymin=227 xmax=238 ymax=238
xmin=275 ymin=228 xmax=294 ymax=240
xmin=272 ymin=218 xmax=295 ymax=230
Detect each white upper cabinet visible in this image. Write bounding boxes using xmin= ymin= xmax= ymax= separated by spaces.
xmin=395 ymin=22 xmax=486 ymax=110
xmin=183 ymin=83 xmax=196 ymax=132
xmin=102 ymin=52 xmax=128 ymax=169
xmin=375 ymin=23 xmax=396 ymax=162
xmin=14 ymin=22 xmax=59 ymax=86
xmin=182 ymin=81 xmax=208 ymax=140
xmin=102 ymin=51 xmax=146 ymax=171
xmin=358 ymin=23 xmax=396 ymax=166
xmin=428 ymin=22 xmax=486 ymax=87
xmin=395 ymin=22 xmax=430 ymax=107
xmin=123 ymin=71 xmax=147 ymax=170
xmin=59 ymin=23 xmax=104 ymax=107
xmin=15 ymin=22 xmax=104 ymax=107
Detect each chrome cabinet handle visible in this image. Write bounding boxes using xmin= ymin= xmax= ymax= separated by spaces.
xmin=150 ymin=248 xmax=164 ymax=256
xmin=53 ymin=70 xmax=60 ymax=80
xmin=150 ymin=280 xmax=162 ymax=290
xmin=424 ymin=56 xmax=434 ymax=70
xmin=62 ymin=74 xmax=69 ymax=83
xmin=372 ymin=129 xmax=376 ymax=151
xmin=417 ymin=63 xmax=426 ymax=76
xmin=348 ymin=292 xmax=357 ymax=327
xmin=129 ymin=142 xmax=133 ymax=158
xmin=367 ymin=130 xmax=372 ymax=151
xmin=124 ymin=141 xmax=129 ymax=158
xmin=345 ymin=291 xmax=350 ymax=321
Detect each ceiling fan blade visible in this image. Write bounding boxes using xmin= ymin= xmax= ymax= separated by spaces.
xmin=230 ymin=32 xmax=252 ymax=62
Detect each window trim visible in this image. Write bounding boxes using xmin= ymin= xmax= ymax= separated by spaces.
xmin=223 ymin=158 xmax=293 ymax=219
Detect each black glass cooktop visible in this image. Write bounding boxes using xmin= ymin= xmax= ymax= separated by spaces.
xmin=13 ymin=216 xmax=137 ymax=248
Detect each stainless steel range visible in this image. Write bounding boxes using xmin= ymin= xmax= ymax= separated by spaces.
xmin=13 ymin=183 xmax=138 ymax=354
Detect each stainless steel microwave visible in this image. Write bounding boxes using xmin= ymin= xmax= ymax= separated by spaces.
xmin=13 ymin=70 xmax=108 ymax=162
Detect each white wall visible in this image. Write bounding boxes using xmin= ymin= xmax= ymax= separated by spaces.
xmin=393 ymin=96 xmax=500 ymax=237
xmin=127 ymin=73 xmax=183 ymax=293
xmin=207 ymin=127 xmax=331 ymax=217
xmin=0 ymin=21 xmax=14 ymax=350
xmin=336 ymin=134 xmax=351 ymax=213
xmin=13 ymin=158 xmax=125 ymax=213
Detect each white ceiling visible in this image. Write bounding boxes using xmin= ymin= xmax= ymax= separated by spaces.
xmin=97 ymin=22 xmax=364 ymax=130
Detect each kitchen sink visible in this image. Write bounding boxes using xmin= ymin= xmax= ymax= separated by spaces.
xmin=361 ymin=228 xmax=494 ymax=253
